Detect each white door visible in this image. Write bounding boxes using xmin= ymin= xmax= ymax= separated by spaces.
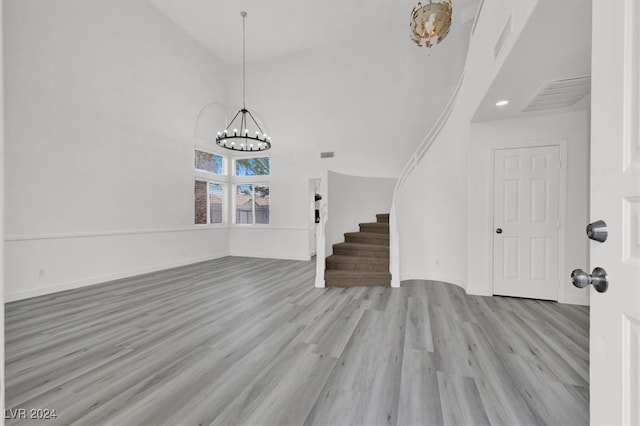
xmin=589 ymin=1 xmax=640 ymax=424
xmin=493 ymin=145 xmax=560 ymax=300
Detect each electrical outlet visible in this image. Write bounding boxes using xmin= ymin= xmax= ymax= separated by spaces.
xmin=181 ymin=248 xmax=189 ymax=256
xmin=38 ymin=268 xmax=46 ymax=277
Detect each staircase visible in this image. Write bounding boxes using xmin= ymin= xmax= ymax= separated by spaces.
xmin=324 ymin=213 xmax=391 ymax=287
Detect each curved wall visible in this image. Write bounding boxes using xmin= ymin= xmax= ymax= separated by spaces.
xmin=395 ymin=2 xmax=538 ymax=289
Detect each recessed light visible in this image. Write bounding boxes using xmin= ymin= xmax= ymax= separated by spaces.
xmin=495 ymin=100 xmax=509 ymax=107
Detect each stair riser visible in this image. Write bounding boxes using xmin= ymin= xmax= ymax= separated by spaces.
xmin=326 ymin=258 xmax=388 ymax=272
xmin=326 ymin=277 xmax=391 ymax=287
xmin=333 ymin=247 xmax=389 ymax=258
xmin=376 ymin=214 xmax=389 ymax=224
xmin=359 ymin=224 xmax=389 ymax=234
xmin=344 ymin=234 xmax=389 ymax=246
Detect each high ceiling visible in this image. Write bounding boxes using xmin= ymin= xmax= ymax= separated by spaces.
xmin=150 ymin=0 xmax=482 ymax=65
xmin=473 ymin=0 xmax=592 ymax=122
xmin=150 ymin=0 xmax=591 ymax=123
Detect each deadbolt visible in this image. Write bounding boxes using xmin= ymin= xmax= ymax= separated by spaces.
xmin=586 ymin=220 xmax=608 ymax=243
xmin=570 ymin=267 xmax=608 ymax=293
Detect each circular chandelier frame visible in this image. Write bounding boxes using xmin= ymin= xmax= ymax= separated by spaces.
xmin=216 ymin=11 xmax=271 ymax=152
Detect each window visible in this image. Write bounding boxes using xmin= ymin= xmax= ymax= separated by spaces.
xmin=195 ymin=181 xmax=224 ymax=224
xmin=195 ymin=150 xmax=224 ymax=175
xmin=235 ymin=157 xmax=270 ymax=176
xmin=232 ymin=156 xmax=270 ymax=225
xmin=193 ymin=150 xmax=271 ymax=226
xmin=194 ymin=149 xmax=226 ymax=225
xmin=235 ymin=184 xmax=269 ymax=224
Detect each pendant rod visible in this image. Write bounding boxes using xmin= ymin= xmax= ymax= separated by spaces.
xmin=241 ymin=11 xmax=247 ymax=109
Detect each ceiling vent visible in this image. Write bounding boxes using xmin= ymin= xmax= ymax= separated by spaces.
xmin=522 ymin=76 xmax=591 ymax=113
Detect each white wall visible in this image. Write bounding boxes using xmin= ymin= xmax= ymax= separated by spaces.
xmin=468 ymin=111 xmax=590 ymax=305
xmin=395 ymin=1 xmax=538 ymax=287
xmin=325 ymin=171 xmax=396 ymax=255
xmin=222 ymin=23 xmax=471 ymax=260
xmin=4 ymin=0 xmax=230 ymax=301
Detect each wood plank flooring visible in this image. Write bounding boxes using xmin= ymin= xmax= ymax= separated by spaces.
xmin=5 ymin=257 xmax=589 ymax=425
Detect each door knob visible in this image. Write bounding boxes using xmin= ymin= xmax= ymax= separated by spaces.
xmin=570 ymin=267 xmax=608 ymax=293
xmin=496 ymin=228 xmax=503 ymax=234
xmin=586 ymin=220 xmax=608 ymax=242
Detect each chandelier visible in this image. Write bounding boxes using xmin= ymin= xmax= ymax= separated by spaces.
xmin=410 ymin=0 xmax=453 ymax=48
xmin=217 ymin=11 xmax=271 ymax=152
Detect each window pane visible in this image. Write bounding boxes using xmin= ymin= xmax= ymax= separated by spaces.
xmin=235 ymin=157 xmax=270 ymax=176
xmin=236 ymin=184 xmax=253 ymax=224
xmin=209 ymin=183 xmax=223 ymax=224
xmin=195 ymin=150 xmax=223 ymax=174
xmin=255 ymin=185 xmax=270 ymax=224
xmin=194 ymin=180 xmax=207 ymax=224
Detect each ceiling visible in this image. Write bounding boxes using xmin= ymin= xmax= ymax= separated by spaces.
xmin=150 ymin=0 xmax=482 ymax=65
xmin=473 ymin=0 xmax=592 ymax=122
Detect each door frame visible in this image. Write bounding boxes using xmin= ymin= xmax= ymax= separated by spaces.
xmin=488 ymin=138 xmax=568 ymax=302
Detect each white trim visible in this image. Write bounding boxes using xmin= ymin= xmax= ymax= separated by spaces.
xmin=398 ymin=274 xmax=472 ymax=293
xmin=195 ymin=170 xmax=228 ymax=183
xmin=5 ymin=226 xmax=228 ymax=242
xmin=228 ymin=225 xmax=307 ymax=231
xmin=315 ymin=169 xmax=328 ymax=288
xmin=4 ymin=253 xmax=228 ymax=302
xmin=5 ymin=225 xmax=309 ymax=242
xmin=488 ymin=139 xmax=568 ymax=302
xmin=561 ymin=292 xmax=589 ymax=306
xmin=227 ymin=250 xmax=311 ymax=261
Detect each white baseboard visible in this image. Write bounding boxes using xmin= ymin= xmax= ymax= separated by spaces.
xmin=399 ymin=273 xmax=467 ymax=291
xmin=559 ymin=293 xmax=590 ymax=306
xmin=5 ymin=253 xmax=228 ymax=302
xmin=228 ymin=250 xmax=311 ymax=262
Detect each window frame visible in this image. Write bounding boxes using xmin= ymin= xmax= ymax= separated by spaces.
xmin=194 ymin=179 xmax=227 ymax=226
xmin=233 ymin=156 xmax=271 ymax=178
xmin=194 ymin=148 xmax=226 ymax=176
xmin=194 ymin=147 xmax=228 ymax=226
xmin=231 ymin=154 xmax=271 ymax=226
xmin=233 ymin=182 xmax=270 ymax=225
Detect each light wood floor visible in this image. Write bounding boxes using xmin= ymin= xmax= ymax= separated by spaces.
xmin=5 ymin=257 xmax=589 ymax=425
